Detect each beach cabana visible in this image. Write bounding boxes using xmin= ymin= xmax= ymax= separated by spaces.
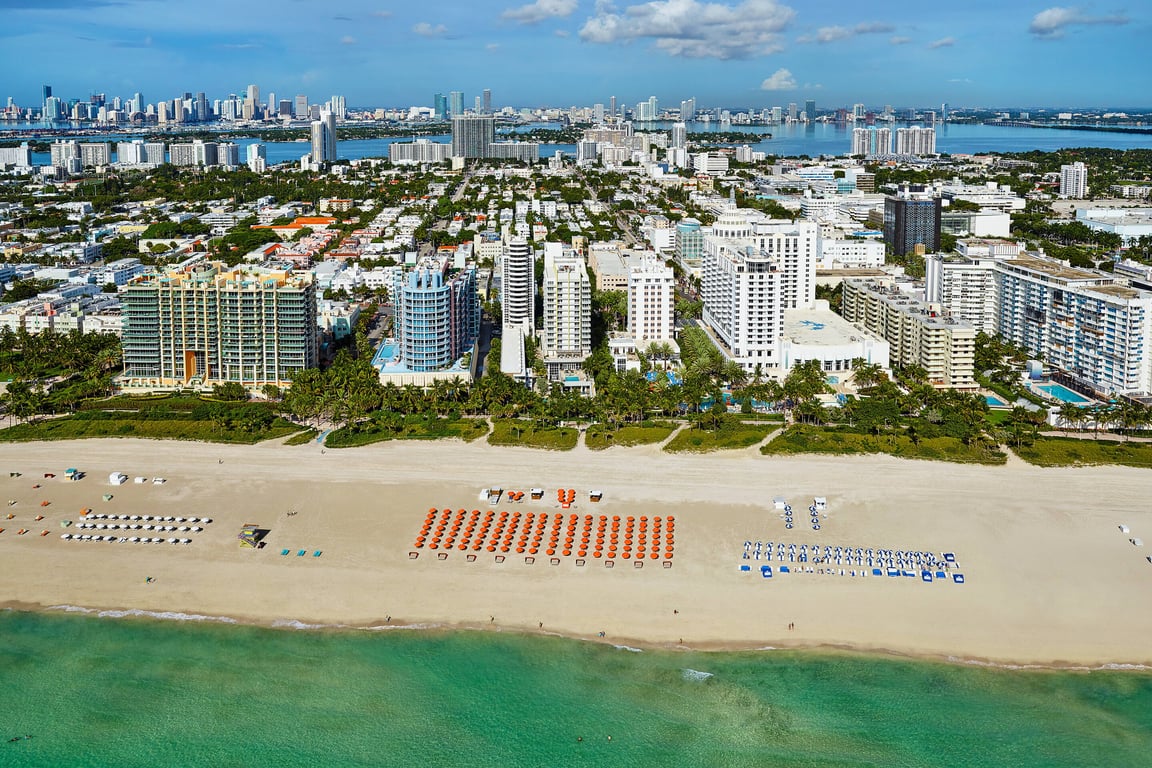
xmin=813 ymin=497 xmax=827 ymax=512
xmin=773 ymin=497 xmax=787 ymax=510
xmin=108 ymin=472 xmax=128 ymax=486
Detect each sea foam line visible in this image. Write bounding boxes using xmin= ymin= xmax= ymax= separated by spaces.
xmin=49 ymin=605 xmax=239 ymax=623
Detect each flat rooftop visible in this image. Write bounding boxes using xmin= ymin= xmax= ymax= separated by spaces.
xmin=783 ymin=306 xmax=880 ymax=346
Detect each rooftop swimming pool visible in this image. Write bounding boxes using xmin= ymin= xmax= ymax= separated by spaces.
xmin=1032 ymin=382 xmax=1092 ymax=405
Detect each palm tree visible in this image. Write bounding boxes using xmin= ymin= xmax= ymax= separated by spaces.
xmin=1057 ymin=401 xmax=1083 ymax=433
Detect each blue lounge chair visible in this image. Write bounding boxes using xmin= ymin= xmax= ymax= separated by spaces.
xmin=952 ymin=573 xmax=965 ymax=584
xmin=779 ymin=566 xmax=790 ymax=573
xmin=921 ymin=571 xmax=933 ymax=582
xmin=739 ymin=564 xmax=751 ymax=572
xmin=761 ymin=566 xmax=772 ymax=578
xmin=886 ymin=568 xmax=898 ymax=577
xmin=313 ymin=551 xmax=322 ymax=558
xmin=297 ymin=549 xmax=306 ymax=557
xmin=935 ymin=571 xmax=946 ymax=580
xmin=872 ymin=568 xmax=882 ymax=576
xmin=280 ymin=549 xmax=290 ymax=556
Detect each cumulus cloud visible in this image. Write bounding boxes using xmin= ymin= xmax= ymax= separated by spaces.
xmin=503 ymin=0 xmax=579 ymax=23
xmin=413 ymin=22 xmax=448 ymax=37
xmin=580 ymin=0 xmax=796 ymax=59
xmin=1028 ymin=6 xmax=1129 ymax=38
xmin=928 ymin=36 xmax=954 ymax=48
xmin=760 ymin=68 xmax=796 ymax=90
xmin=798 ymin=21 xmax=893 ymax=44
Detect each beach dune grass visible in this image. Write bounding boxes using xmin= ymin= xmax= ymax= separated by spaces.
xmin=325 ymin=416 xmax=489 ymax=448
xmin=585 ymin=420 xmax=677 ymax=450
xmin=488 ymin=419 xmax=578 ymax=450
xmin=0 ymin=410 xmax=300 ymax=444
xmin=1012 ymin=435 xmax=1152 ymax=468
xmin=761 ymin=424 xmax=1007 ymax=465
xmin=283 ymin=428 xmax=320 ymax=446
xmin=663 ymin=418 xmax=772 ymax=453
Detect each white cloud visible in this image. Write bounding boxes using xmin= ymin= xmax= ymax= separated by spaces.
xmin=486 ymin=42 xmax=501 ymax=50
xmin=948 ymin=77 xmax=973 ymax=83
xmin=928 ymin=36 xmax=954 ymax=49
xmin=554 ymin=28 xmax=571 ymax=36
xmin=340 ymin=35 xmax=356 ymax=45
xmin=413 ymin=22 xmax=448 ymax=37
xmin=798 ymin=21 xmax=893 ymax=44
xmin=1028 ymin=6 xmax=1129 ymax=38
xmin=759 ymin=67 xmax=796 ymax=90
xmin=889 ymin=35 xmax=910 ymax=45
xmin=579 ymin=0 xmax=796 ymax=59
xmin=372 ymin=10 xmax=393 ymax=19
xmin=503 ymin=0 xmax=578 ymax=24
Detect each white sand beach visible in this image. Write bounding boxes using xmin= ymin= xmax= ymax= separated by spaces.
xmin=2 ymin=437 xmax=1151 ymax=667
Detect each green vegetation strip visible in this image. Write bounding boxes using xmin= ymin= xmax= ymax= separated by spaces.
xmin=283 ymin=429 xmax=320 ymax=446
xmin=0 ymin=413 xmax=300 ymax=445
xmin=663 ymin=418 xmax=773 ymax=453
xmin=761 ymin=425 xmax=1007 ymax=465
xmin=1011 ymin=436 xmax=1152 ymax=468
xmin=585 ymin=421 xmax=677 ymax=450
xmin=325 ymin=416 xmax=489 ymax=448
xmin=488 ymin=419 xmax=578 ymax=450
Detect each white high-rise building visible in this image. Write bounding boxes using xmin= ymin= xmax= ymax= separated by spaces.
xmin=700 ymin=210 xmax=819 ymax=372
xmin=627 ymin=254 xmax=675 ymax=344
xmin=79 ymin=142 xmax=112 ymax=167
xmin=895 ymin=126 xmax=936 ymax=156
xmin=50 ymin=140 xmax=80 ymax=167
xmin=143 ymin=142 xmax=166 ymax=165
xmin=541 ymin=246 xmax=592 ymax=379
xmin=217 ymin=143 xmax=240 ymax=168
xmin=1060 ymin=161 xmax=1088 ymax=198
xmin=501 ymin=237 xmax=535 ymax=334
xmin=576 ymin=140 xmax=599 ymax=166
xmin=670 ymin=122 xmax=687 ymax=149
xmin=116 ymin=140 xmax=145 ymax=165
xmin=851 ymin=127 xmax=892 ymax=157
xmin=247 ymin=143 xmax=267 ymax=173
xmin=294 ymin=94 xmax=308 ymax=119
xmin=310 ymin=111 xmax=337 ymax=165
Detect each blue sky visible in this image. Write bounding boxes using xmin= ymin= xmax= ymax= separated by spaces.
xmin=0 ymin=0 xmax=1144 ymax=110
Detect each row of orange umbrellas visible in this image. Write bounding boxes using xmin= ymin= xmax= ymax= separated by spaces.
xmin=414 ymin=508 xmax=675 ymax=558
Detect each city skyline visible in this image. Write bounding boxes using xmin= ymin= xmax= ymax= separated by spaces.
xmin=0 ymin=0 xmax=1144 ymax=109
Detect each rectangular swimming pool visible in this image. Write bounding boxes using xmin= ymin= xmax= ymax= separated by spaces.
xmin=985 ymin=394 xmax=1009 ymax=407
xmin=1033 ymin=383 xmax=1092 ymax=405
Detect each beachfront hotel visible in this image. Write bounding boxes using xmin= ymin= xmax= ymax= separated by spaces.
xmin=390 ymin=254 xmax=479 ymax=374
xmin=927 ymin=242 xmax=1152 ymax=397
xmin=841 ymin=277 xmax=976 ymax=389
xmin=541 ymin=245 xmax=592 ymax=384
xmin=698 ymin=209 xmax=819 ymax=373
xmin=119 ymin=262 xmax=317 ymax=391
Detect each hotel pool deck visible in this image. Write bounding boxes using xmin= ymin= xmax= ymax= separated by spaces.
xmin=1031 ymin=382 xmax=1093 ymax=405
xmin=984 ymin=393 xmax=1009 ymax=408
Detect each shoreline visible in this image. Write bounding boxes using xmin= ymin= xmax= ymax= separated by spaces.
xmin=2 ymin=437 xmax=1152 ymax=669
xmin=5 ymin=600 xmax=1150 ymax=673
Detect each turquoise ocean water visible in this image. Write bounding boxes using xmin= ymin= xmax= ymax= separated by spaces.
xmin=2 ymin=611 xmax=1151 ymax=767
